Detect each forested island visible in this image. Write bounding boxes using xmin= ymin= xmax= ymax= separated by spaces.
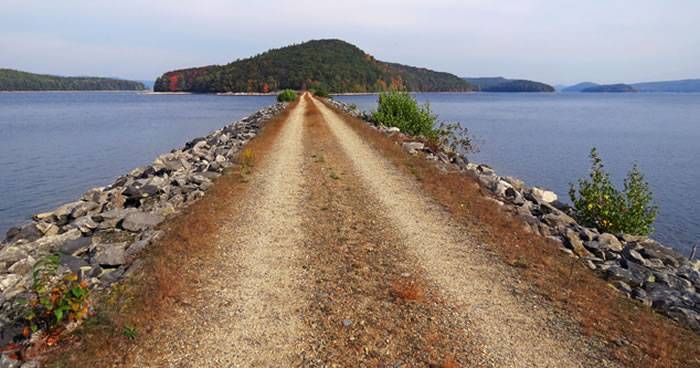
xmin=562 ymin=79 xmax=700 ymax=93
xmin=462 ymin=77 xmax=554 ymax=92
xmin=154 ymin=39 xmax=475 ymax=93
xmin=0 ymin=69 xmax=145 ymax=91
xmin=581 ymin=83 xmax=637 ymax=93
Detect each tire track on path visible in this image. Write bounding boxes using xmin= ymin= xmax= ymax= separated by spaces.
xmin=311 ymin=96 xmax=615 ymax=367
xmin=127 ymin=96 xmax=310 ymax=367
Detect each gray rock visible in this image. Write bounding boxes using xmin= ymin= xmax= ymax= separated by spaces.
xmin=597 ymin=233 xmax=623 ymax=252
xmin=71 ymin=216 xmax=98 ymax=234
xmin=0 ymin=247 xmax=28 ymax=265
xmin=542 ymin=211 xmax=576 ymax=227
xmin=4 ymin=223 xmax=42 ymax=243
xmin=60 ymin=236 xmax=92 ymax=256
xmin=94 ymin=208 xmax=137 ymax=229
xmin=583 ymin=241 xmax=607 ymax=260
xmin=121 ymin=212 xmax=164 ymax=232
xmin=503 ymin=176 xmax=525 ymax=191
xmin=60 ymin=254 xmax=89 ymax=273
xmin=99 ymin=268 xmax=125 ymax=285
xmin=612 ymin=280 xmax=632 ymax=296
xmin=8 ymin=256 xmax=36 ymax=275
xmin=531 ymin=187 xmax=557 ymax=203
xmin=0 ymin=274 xmax=21 ymax=292
xmin=564 ymin=229 xmax=593 ymax=258
xmin=654 ymin=271 xmax=693 ymax=292
xmin=125 ymin=239 xmax=150 ymax=260
xmin=123 ymin=182 xmax=159 ymax=198
xmin=632 ymin=288 xmax=652 ymax=306
xmin=35 ymin=222 xmax=59 ymax=236
xmin=92 ymin=243 xmax=127 ymax=267
xmin=621 ymin=246 xmax=647 ymax=266
xmin=606 ymin=265 xmax=645 ymax=288
xmin=402 ymin=142 xmax=424 ymax=155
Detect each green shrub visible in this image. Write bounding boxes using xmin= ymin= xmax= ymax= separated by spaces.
xmin=569 ymin=148 xmax=657 ymax=236
xmin=311 ymin=86 xmax=331 ymax=98
xmin=277 ymin=89 xmax=297 ymax=102
xmin=372 ymin=91 xmax=436 ymax=137
xmin=371 ymin=91 xmax=477 ymax=154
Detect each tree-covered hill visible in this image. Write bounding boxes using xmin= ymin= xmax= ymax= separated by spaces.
xmin=631 ymin=79 xmax=700 ymax=92
xmin=154 ymin=39 xmax=475 ymax=93
xmin=0 ymin=69 xmax=145 ymax=91
xmin=463 ymin=77 xmax=554 ymax=92
xmin=581 ymin=84 xmax=637 ymax=93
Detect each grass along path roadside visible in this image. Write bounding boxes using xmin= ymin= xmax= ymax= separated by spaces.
xmin=46 ymin=93 xmax=698 ymax=367
xmin=312 ymin=97 xmax=615 ymax=367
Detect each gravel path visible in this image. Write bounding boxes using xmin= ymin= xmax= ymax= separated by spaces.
xmin=127 ymin=97 xmax=310 ymax=367
xmin=96 ymin=94 xmax=619 ymax=367
xmin=311 ymin=97 xmax=616 ymax=367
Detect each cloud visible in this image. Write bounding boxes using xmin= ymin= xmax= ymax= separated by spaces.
xmin=1 ymin=1 xmax=699 ymax=83
xmin=0 ymin=32 xmax=205 ymax=80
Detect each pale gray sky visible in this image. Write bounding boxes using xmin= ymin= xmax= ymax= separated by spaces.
xmin=1 ymin=0 xmax=698 ymax=85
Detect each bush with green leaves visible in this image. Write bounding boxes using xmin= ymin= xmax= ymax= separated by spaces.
xmin=311 ymin=86 xmax=331 ymax=98
xmin=372 ymin=91 xmax=436 ymax=137
xmin=371 ymin=91 xmax=476 ymax=154
xmin=276 ymin=89 xmax=297 ymax=102
xmin=569 ymin=148 xmax=657 ymax=236
xmin=24 ymin=254 xmax=91 ymax=333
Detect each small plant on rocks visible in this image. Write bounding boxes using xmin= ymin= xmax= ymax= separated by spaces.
xmin=24 ymin=255 xmax=91 ymax=334
xmin=569 ymin=148 xmax=657 ymax=236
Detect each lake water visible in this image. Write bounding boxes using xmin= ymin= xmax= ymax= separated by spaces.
xmin=1 ymin=92 xmax=698 ymax=256
xmin=0 ymin=92 xmax=274 ymax=237
xmin=336 ymin=93 xmax=700 ymax=256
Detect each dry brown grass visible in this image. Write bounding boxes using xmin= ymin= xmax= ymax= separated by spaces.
xmin=321 ymin=99 xmax=700 ymax=368
xmin=46 ymin=99 xmax=299 ymax=367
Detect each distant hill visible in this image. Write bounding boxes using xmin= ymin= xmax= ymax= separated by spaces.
xmin=462 ymin=77 xmax=554 ymax=92
xmin=0 ymin=69 xmax=145 ymax=91
xmin=581 ymin=84 xmax=637 ymax=93
xmin=562 ymin=82 xmax=599 ymax=92
xmin=154 ymin=39 xmax=475 ymax=93
xmin=631 ymin=79 xmax=700 ymax=92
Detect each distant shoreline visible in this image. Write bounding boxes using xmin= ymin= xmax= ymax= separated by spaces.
xmin=0 ymin=90 xmax=146 ymax=93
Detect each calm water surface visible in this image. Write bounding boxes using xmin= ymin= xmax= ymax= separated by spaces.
xmin=337 ymin=93 xmax=700 ymax=255
xmin=0 ymin=92 xmax=274 ymax=236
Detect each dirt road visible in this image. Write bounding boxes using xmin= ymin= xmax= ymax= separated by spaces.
xmin=91 ymin=93 xmax=618 ymax=367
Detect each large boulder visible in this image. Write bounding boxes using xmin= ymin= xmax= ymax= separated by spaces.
xmin=0 ymin=247 xmax=28 ymax=265
xmin=60 ymin=236 xmax=93 ymax=256
xmin=94 ymin=208 xmax=137 ymax=229
xmin=564 ymin=229 xmax=593 ymax=258
xmin=92 ymin=243 xmax=127 ymax=267
xmin=121 ymin=212 xmax=164 ymax=232
xmin=597 ymin=233 xmax=623 ymax=252
xmin=4 ymin=223 xmax=42 ymax=244
xmin=531 ymin=187 xmax=558 ymax=203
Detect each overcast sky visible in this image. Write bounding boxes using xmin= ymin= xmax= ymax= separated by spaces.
xmin=1 ymin=1 xmax=698 ymax=85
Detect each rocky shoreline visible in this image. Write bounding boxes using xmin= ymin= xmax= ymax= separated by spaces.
xmin=326 ymin=98 xmax=700 ymax=334
xmin=0 ymin=103 xmax=287 ymax=350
